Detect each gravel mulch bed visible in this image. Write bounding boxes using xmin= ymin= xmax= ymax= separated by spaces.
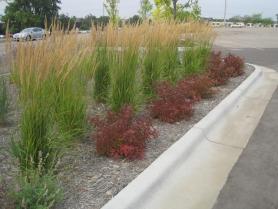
xmin=0 ymin=65 xmax=253 ymax=209
xmin=0 ymin=81 xmax=20 ymax=209
xmin=55 ymin=65 xmax=254 ymax=209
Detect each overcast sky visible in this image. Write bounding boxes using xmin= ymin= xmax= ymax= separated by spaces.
xmin=0 ymin=0 xmax=277 ymax=19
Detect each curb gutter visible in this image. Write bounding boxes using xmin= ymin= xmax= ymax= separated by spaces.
xmin=102 ymin=64 xmax=278 ymax=209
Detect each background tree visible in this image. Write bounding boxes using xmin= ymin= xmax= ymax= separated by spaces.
xmin=96 ymin=16 xmax=110 ymax=27
xmin=58 ymin=14 xmax=76 ymax=30
xmin=153 ymin=0 xmax=175 ymax=20
xmin=58 ymin=14 xmax=110 ymax=31
xmin=78 ymin=14 xmax=96 ymax=30
xmin=276 ymin=14 xmax=278 ymax=24
xmin=104 ymin=0 xmax=119 ymax=26
xmin=153 ymin=0 xmax=200 ymax=21
xmin=229 ymin=13 xmax=274 ymax=26
xmin=126 ymin=15 xmax=142 ymax=25
xmin=139 ymin=0 xmax=153 ymax=20
xmin=2 ymin=0 xmax=61 ymax=33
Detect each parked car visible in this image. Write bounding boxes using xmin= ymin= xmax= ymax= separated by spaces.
xmin=231 ymin=23 xmax=245 ymax=28
xmin=13 ymin=27 xmax=46 ymax=41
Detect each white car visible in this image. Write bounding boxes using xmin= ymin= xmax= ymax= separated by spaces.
xmin=13 ymin=27 xmax=46 ymax=41
xmin=231 ymin=23 xmax=245 ymax=28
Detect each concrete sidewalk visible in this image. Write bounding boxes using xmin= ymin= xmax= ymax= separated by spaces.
xmin=213 ymin=87 xmax=278 ymax=209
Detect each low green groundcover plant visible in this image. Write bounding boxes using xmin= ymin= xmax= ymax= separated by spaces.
xmin=13 ymin=171 xmax=63 ymax=209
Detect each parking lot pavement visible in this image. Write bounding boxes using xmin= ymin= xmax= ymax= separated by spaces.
xmin=214 ymin=28 xmax=278 ymax=70
xmin=213 ymin=87 xmax=278 ymax=209
xmin=212 ymin=27 xmax=278 ymax=209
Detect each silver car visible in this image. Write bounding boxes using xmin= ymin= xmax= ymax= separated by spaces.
xmin=13 ymin=27 xmax=46 ymax=41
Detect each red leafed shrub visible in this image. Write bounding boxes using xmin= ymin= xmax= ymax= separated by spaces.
xmin=208 ymin=51 xmax=223 ymax=68
xmin=208 ymin=62 xmax=230 ymax=86
xmin=207 ymin=51 xmax=230 ymax=85
xmin=177 ymin=75 xmax=215 ymax=101
xmin=207 ymin=52 xmax=245 ymax=85
xmin=91 ymin=106 xmax=157 ymax=160
xmin=224 ymin=54 xmax=244 ymax=77
xmin=150 ymin=81 xmax=194 ymax=123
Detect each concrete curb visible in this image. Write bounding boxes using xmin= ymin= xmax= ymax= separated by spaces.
xmin=101 ymin=64 xmax=275 ymax=209
xmin=193 ymin=66 xmax=262 ymax=134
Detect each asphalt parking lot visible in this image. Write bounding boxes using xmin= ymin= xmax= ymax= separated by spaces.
xmin=213 ymin=27 xmax=278 ymax=209
xmin=214 ymin=27 xmax=278 ymax=70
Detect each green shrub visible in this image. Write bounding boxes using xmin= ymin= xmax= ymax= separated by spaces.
xmin=13 ymin=171 xmax=63 ymax=209
xmin=109 ymin=47 xmax=140 ymax=112
xmin=0 ymin=77 xmax=9 ymax=124
xmin=93 ymin=47 xmax=110 ymax=103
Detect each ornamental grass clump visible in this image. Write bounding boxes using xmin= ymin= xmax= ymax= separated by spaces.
xmin=10 ymin=84 xmax=63 ymax=173
xmin=161 ymin=44 xmax=181 ymax=83
xmin=54 ymin=73 xmax=88 ymax=138
xmin=109 ymin=47 xmax=140 ymax=111
xmin=91 ymin=105 xmax=157 ymax=160
xmin=142 ymin=45 xmax=163 ymax=98
xmin=155 ymin=22 xmax=181 ymax=84
xmin=182 ymin=42 xmax=212 ymax=76
xmin=9 ymin=26 xmax=94 ymax=176
xmin=107 ymin=25 xmax=142 ymax=112
xmin=141 ymin=22 xmax=182 ymax=98
xmin=12 ymin=27 xmax=91 ymax=139
xmin=93 ymin=46 xmax=110 ymax=103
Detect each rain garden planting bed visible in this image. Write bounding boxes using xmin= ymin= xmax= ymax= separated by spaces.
xmin=0 ymin=22 xmax=252 ymax=209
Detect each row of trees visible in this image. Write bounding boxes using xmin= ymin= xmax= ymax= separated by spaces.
xmin=229 ymin=13 xmax=275 ymax=25
xmin=59 ymin=14 xmax=110 ymax=30
xmin=0 ymin=0 xmax=201 ymax=33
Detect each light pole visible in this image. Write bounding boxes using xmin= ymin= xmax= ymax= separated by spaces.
xmin=224 ymin=0 xmax=227 ymax=26
xmin=103 ymin=0 xmax=105 ymax=17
